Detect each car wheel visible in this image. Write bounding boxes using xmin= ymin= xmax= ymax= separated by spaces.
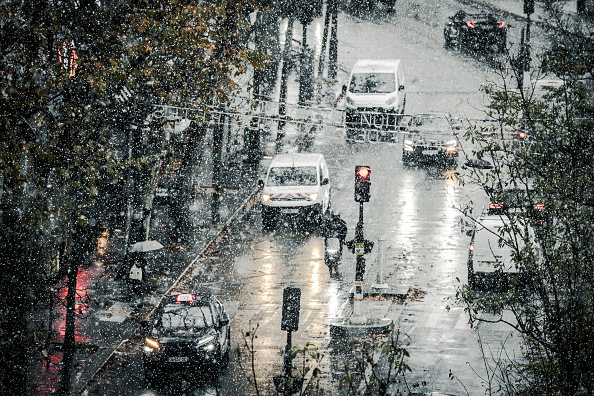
xmin=402 ymin=151 xmax=413 ymax=166
xmin=444 ymin=36 xmax=453 ymax=49
xmin=221 ymin=336 xmax=231 ymax=369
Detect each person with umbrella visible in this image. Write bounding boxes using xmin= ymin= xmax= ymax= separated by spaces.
xmin=125 ymin=240 xmax=163 ymax=299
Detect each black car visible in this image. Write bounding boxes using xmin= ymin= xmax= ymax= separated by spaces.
xmin=143 ymin=291 xmax=231 ymax=384
xmin=444 ymin=10 xmax=506 ymax=53
xmin=401 ymin=113 xmax=460 ymax=166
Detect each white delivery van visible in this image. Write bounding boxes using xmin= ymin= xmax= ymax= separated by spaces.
xmin=259 ymin=153 xmax=331 ymax=229
xmin=467 ymin=214 xmax=525 ymax=289
xmin=344 ymin=59 xmax=406 ymax=142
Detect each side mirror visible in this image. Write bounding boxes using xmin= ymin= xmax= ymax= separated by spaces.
xmin=321 ymin=178 xmax=329 ymax=186
xmin=220 ymin=313 xmax=230 ymax=327
xmin=258 ymin=179 xmax=264 ymax=187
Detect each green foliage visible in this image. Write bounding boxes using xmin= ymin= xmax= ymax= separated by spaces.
xmin=455 ymin=15 xmax=594 ymax=393
xmin=338 ymin=329 xmax=421 ymax=396
xmin=0 ymin=0 xmax=262 ymax=393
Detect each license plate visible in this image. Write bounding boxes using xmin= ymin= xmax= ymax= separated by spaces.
xmin=422 ymin=150 xmax=438 ymax=156
xmin=281 ymin=208 xmax=299 ymax=214
xmin=168 ymin=356 xmax=189 ymax=363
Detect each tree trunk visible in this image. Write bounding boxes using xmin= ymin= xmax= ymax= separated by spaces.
xmin=276 ymin=19 xmax=294 ymax=153
xmin=318 ymin=0 xmax=331 ymax=77
xmin=328 ymin=0 xmax=338 ymax=79
xmin=170 ymin=122 xmax=205 ymax=239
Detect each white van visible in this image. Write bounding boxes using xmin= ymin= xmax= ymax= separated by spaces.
xmin=260 ymin=153 xmax=331 ymax=229
xmin=344 ymin=59 xmax=406 ymax=142
xmin=467 ymin=215 xmax=523 ymax=289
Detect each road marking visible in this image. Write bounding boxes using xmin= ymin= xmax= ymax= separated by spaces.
xmin=424 ymin=306 xmax=444 ymax=328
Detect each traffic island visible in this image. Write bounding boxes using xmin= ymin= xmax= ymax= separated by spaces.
xmin=330 ymin=299 xmax=394 ymax=337
xmin=329 ymin=285 xmax=419 ymax=338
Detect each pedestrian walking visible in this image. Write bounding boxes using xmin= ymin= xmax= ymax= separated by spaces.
xmin=127 ymin=252 xmax=146 ymax=298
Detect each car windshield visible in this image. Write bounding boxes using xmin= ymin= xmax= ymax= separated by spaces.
xmin=349 ymin=73 xmax=396 ymax=94
xmin=159 ymin=304 xmax=213 ymax=330
xmin=409 ymin=116 xmax=451 ymax=132
xmin=267 ymin=166 xmax=317 ymax=186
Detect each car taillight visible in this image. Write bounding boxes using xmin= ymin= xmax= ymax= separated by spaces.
xmin=489 ymin=203 xmax=504 ymax=209
xmin=534 ymin=203 xmax=545 ymax=210
xmin=466 ymin=21 xmax=476 ymax=28
xmin=518 ymin=131 xmax=526 ymax=139
xmin=497 ymin=21 xmax=505 ymax=28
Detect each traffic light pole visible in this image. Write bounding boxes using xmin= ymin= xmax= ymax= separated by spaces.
xmin=352 ymin=201 xmax=367 ymax=323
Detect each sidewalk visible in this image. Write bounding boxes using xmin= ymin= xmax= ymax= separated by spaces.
xmin=32 ymin=159 xmax=263 ymax=395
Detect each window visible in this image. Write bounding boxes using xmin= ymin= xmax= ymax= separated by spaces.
xmin=159 ymin=304 xmax=214 ymax=330
xmin=267 ymin=166 xmax=318 ymax=186
xmin=349 ymin=73 xmax=396 ymax=94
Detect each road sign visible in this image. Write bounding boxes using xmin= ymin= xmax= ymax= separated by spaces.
xmin=354 ymin=242 xmax=364 ymax=255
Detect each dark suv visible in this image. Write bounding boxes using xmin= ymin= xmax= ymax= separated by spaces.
xmin=143 ymin=291 xmax=231 ymax=384
xmin=444 ymin=10 xmax=506 ymax=53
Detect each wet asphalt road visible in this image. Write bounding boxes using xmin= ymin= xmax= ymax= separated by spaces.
xmin=84 ymin=0 xmax=546 ymax=393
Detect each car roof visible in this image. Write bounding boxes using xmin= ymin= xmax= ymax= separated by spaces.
xmin=352 ymin=59 xmax=400 ymax=74
xmin=270 ymin=153 xmax=324 ymax=167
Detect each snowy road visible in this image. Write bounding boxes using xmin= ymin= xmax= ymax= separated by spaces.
xmin=84 ymin=0 xmax=540 ymax=393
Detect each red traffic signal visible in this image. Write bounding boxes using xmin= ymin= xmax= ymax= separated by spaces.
xmin=357 ymin=167 xmax=370 ymax=179
xmin=355 ymin=166 xmax=371 ymax=202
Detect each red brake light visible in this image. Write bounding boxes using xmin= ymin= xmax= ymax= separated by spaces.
xmin=518 ymin=131 xmax=526 ymax=139
xmin=534 ymin=204 xmax=545 ymax=210
xmin=466 ymin=21 xmax=476 ymax=28
xmin=497 ymin=21 xmax=505 ymax=28
xmin=489 ymin=203 xmax=504 ymax=209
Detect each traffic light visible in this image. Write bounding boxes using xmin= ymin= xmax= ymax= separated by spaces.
xmin=355 ymin=165 xmax=371 ymax=202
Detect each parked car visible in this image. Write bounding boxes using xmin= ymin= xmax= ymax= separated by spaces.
xmin=259 ymin=153 xmax=331 ymax=230
xmin=143 ymin=290 xmax=231 ymax=384
xmin=444 ymin=10 xmax=507 ymax=53
xmin=344 ymin=59 xmax=406 ymax=143
xmin=467 ymin=214 xmax=521 ymax=290
xmin=401 ymin=113 xmax=460 ymax=166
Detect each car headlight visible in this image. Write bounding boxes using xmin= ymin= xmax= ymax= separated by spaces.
xmin=197 ymin=335 xmax=217 ymax=352
xmin=145 ymin=337 xmax=160 ymax=350
xmin=261 ymin=194 xmax=271 ymax=202
xmin=197 ymin=334 xmax=216 ymax=347
xmin=404 ymin=139 xmax=413 ymax=145
xmin=308 ymin=193 xmax=318 ymax=201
